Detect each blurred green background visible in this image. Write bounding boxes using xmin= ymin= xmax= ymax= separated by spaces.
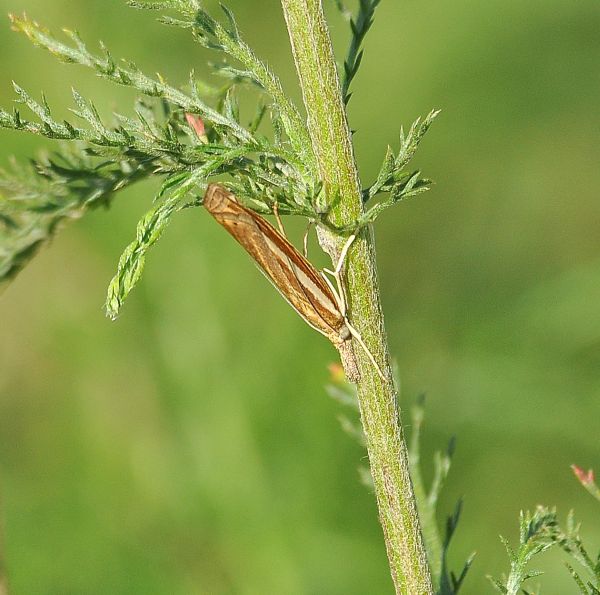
xmin=1 ymin=1 xmax=599 ymax=593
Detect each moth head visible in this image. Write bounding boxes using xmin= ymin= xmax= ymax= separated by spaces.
xmin=338 ymin=324 xmax=352 ymax=344
xmin=203 ymin=184 xmax=236 ymax=213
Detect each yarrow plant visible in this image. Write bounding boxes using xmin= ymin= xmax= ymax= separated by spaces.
xmin=0 ymin=4 xmax=434 ymax=304
xmin=0 ymin=2 xmax=438 ymax=592
xmin=1 ymin=2 xmax=598 ymax=595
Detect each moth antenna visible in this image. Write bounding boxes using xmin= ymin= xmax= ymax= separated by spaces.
xmin=320 ymin=271 xmax=345 ymax=316
xmin=303 ymin=220 xmax=314 ymax=259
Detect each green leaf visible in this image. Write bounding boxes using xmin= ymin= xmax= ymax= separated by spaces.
xmin=491 ymin=507 xmax=561 ymax=595
xmin=0 ymin=150 xmax=155 ymax=286
xmin=487 ymin=576 xmax=509 ymax=594
xmin=8 ymin=14 xmax=253 ymax=144
xmin=132 ymin=2 xmax=315 ymax=174
xmin=341 ymin=0 xmax=382 ymax=105
xmin=105 ymin=190 xmax=190 ymax=319
xmin=357 ymin=110 xmax=439 ymax=228
xmin=566 ymin=564 xmax=589 ymax=595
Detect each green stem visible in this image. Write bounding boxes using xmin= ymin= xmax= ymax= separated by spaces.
xmin=279 ymin=1 xmax=433 ymax=593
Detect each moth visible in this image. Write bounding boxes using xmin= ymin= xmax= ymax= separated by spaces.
xmin=203 ymin=184 xmax=383 ymax=379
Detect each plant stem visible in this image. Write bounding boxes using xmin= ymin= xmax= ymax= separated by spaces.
xmin=280 ymin=1 xmax=433 ymax=593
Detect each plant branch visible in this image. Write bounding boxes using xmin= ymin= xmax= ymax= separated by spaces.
xmin=0 ymin=149 xmax=155 ymax=286
xmin=489 ymin=507 xmax=560 ymax=595
xmin=342 ymin=0 xmax=382 ymax=104
xmin=147 ymin=1 xmax=316 ymax=172
xmin=9 ymin=14 xmax=253 ymax=144
xmin=280 ymin=1 xmax=433 ymax=593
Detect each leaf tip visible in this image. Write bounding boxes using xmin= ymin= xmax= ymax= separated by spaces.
xmin=571 ymin=464 xmax=595 ymax=486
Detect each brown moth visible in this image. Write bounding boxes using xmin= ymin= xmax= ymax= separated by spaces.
xmin=203 ymin=183 xmax=383 ymax=378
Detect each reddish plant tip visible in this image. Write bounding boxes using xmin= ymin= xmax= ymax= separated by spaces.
xmin=185 ymin=113 xmax=206 ymax=140
xmin=328 ymin=362 xmax=346 ymax=383
xmin=571 ymin=464 xmax=595 ymax=485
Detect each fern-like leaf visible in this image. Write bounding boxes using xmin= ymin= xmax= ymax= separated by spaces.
xmin=341 ymin=0 xmax=382 ymax=105
xmin=127 ymin=1 xmax=315 ymax=172
xmin=488 ymin=507 xmax=559 ymax=595
xmin=105 ymin=187 xmax=190 ymax=319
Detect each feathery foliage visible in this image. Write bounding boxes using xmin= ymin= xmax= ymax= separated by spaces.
xmin=327 ymin=108 xmax=440 ymax=233
xmin=482 ymin=462 xmax=600 ymax=595
xmin=325 ymin=373 xmax=473 ymax=594
xmin=326 ymin=371 xmax=600 ymax=594
xmin=0 ymin=5 xmax=436 ymax=315
xmin=360 ymin=108 xmax=439 ymax=211
xmin=0 ymin=145 xmax=153 ymax=283
xmin=127 ymin=0 xmax=315 ymax=171
xmin=337 ymin=0 xmax=382 ymax=105
xmin=489 ymin=507 xmax=559 ymax=595
xmin=490 ymin=498 xmax=600 ymax=595
xmin=555 ymin=510 xmax=600 ymax=595
xmin=0 ymin=10 xmax=313 ymax=310
xmin=407 ymin=395 xmax=474 ymax=594
xmin=105 ymin=188 xmax=188 ymax=320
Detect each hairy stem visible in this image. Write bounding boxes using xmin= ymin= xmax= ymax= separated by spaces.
xmin=279 ymin=1 xmax=433 ymax=593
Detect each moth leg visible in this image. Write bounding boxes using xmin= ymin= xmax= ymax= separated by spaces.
xmin=345 ymin=320 xmax=385 ymax=381
xmin=323 ymin=266 xmax=384 ymax=381
xmin=322 ymin=232 xmax=357 ymax=277
xmin=323 ymin=232 xmax=384 ymax=380
xmin=272 ymin=202 xmax=286 ymax=236
xmin=322 ymin=232 xmax=357 ymax=317
xmin=334 ymin=232 xmax=357 ymax=276
xmin=302 ymin=220 xmax=314 ymax=259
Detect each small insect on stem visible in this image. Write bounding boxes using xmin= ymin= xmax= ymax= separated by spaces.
xmin=203 ymin=184 xmax=384 ymax=380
